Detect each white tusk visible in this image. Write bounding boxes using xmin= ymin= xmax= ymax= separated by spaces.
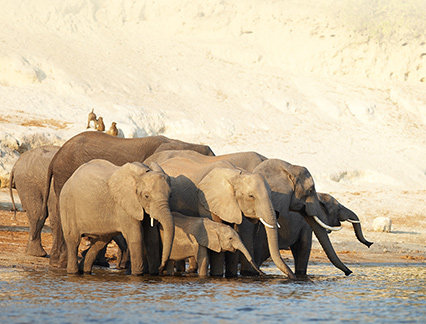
xmin=259 ymin=218 xmax=275 ymax=229
xmin=151 ymin=217 xmax=154 ymax=227
xmin=277 ymin=222 xmax=281 ymax=229
xmin=313 ymin=215 xmax=342 ymax=231
xmin=346 ymin=218 xmax=361 ymax=224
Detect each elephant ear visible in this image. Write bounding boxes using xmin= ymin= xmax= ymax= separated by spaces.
xmin=198 ymin=168 xmax=243 ymax=225
xmin=191 ymin=218 xmax=222 ymax=253
xmin=108 ymin=162 xmax=150 ymax=220
xmin=254 ymin=160 xmax=294 ymax=213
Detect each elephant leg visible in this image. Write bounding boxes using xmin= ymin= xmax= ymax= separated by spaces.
xmin=48 ymin=208 xmax=67 ymax=268
xmin=175 ymin=260 xmax=186 ymax=273
xmin=142 ymin=217 xmax=161 ymax=275
xmin=93 ymin=245 xmax=110 ymax=267
xmin=113 ymin=234 xmax=129 ymax=269
xmin=186 ymin=257 xmax=197 ymax=273
xmin=123 ymin=229 xmax=144 ymax=276
xmin=26 ymin=210 xmax=47 ymax=257
xmin=225 ymin=252 xmax=239 ymax=278
xmin=291 ymin=229 xmax=312 ymax=276
xmin=209 ymin=251 xmax=224 ymax=277
xmin=64 ymin=235 xmax=80 ymax=274
xmin=238 ymin=220 xmax=258 ymax=276
xmin=197 ymin=247 xmax=209 ymax=277
xmin=81 ymin=236 xmax=113 ymax=273
xmin=165 ymin=260 xmax=175 ymax=275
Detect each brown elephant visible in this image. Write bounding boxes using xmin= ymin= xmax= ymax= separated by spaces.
xmin=8 ymin=145 xmax=60 ymax=257
xmin=38 ymin=131 xmax=214 ymax=270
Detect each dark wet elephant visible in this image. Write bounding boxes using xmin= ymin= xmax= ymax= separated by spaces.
xmin=254 ymin=192 xmax=373 ymax=276
xmin=38 ymin=131 xmax=214 ymax=270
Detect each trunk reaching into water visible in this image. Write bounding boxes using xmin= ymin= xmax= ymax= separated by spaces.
xmin=154 ymin=203 xmax=175 ymax=272
xmin=236 ymin=242 xmax=265 ymax=276
xmin=265 ymin=226 xmax=296 ymax=279
xmin=305 ymin=216 xmax=352 ymax=276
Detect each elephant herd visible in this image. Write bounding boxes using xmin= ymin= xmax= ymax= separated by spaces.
xmin=9 ymin=131 xmax=373 ymax=279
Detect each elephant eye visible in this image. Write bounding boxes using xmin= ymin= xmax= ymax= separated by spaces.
xmin=144 ymin=194 xmax=149 ymax=199
xmin=248 ymin=194 xmax=254 ymax=199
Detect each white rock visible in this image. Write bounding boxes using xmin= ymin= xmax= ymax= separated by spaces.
xmin=372 ymin=217 xmax=392 ymax=233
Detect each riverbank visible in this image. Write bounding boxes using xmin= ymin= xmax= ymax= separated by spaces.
xmin=0 ymin=188 xmax=425 ymax=274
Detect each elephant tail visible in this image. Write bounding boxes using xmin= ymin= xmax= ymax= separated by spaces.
xmin=9 ymin=164 xmax=17 ymax=219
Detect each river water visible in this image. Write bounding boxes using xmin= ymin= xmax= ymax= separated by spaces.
xmin=0 ymin=262 xmax=425 ymax=323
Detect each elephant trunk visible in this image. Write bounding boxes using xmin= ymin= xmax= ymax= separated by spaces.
xmin=234 ymin=240 xmax=265 ymax=276
xmin=304 ymin=216 xmax=352 ymax=276
xmin=152 ymin=201 xmax=175 ymax=272
xmin=264 ymin=225 xmax=296 ymax=279
xmin=340 ymin=207 xmax=373 ymax=248
xmin=257 ymin=200 xmax=295 ymax=279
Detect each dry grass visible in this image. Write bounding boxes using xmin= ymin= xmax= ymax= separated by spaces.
xmin=0 ymin=115 xmax=70 ymax=130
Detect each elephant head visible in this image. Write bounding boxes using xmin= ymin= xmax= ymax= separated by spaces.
xmin=108 ymin=162 xmax=174 ymax=272
xmin=176 ymin=213 xmax=264 ymax=275
xmin=318 ymin=193 xmax=373 ymax=247
xmin=197 ymin=167 xmax=295 ymax=279
xmin=253 ymin=159 xmax=352 ymax=276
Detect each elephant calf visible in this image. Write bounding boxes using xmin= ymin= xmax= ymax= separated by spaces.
xmin=160 ymin=212 xmax=264 ymax=276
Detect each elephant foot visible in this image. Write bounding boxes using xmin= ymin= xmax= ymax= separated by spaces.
xmin=209 ymin=273 xmax=224 ymax=277
xmin=225 ymin=271 xmax=238 ymax=278
xmin=49 ymin=257 xmax=67 ymax=269
xmin=186 ymin=267 xmax=198 ymax=274
xmin=25 ymin=240 xmax=47 ymax=257
xmin=93 ymin=258 xmax=110 ymax=268
xmin=240 ymin=270 xmax=260 ymax=277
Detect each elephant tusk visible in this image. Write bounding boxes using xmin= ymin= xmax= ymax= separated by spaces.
xmin=277 ymin=222 xmax=281 ymax=229
xmin=346 ymin=218 xmax=361 ymax=224
xmin=259 ymin=218 xmax=276 ymax=229
xmin=313 ymin=215 xmax=342 ymax=232
xmin=151 ymin=217 xmax=154 ymax=227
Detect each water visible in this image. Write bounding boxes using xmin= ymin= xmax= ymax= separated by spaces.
xmin=0 ymin=263 xmax=425 ymax=323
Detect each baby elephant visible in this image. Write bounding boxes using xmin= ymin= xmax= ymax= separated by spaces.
xmin=160 ymin=212 xmax=264 ymax=276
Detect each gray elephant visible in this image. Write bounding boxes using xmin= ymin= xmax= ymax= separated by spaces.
xmin=254 ymin=192 xmax=373 ymax=276
xmin=144 ymin=156 xmax=296 ymax=279
xmin=146 ymin=150 xmax=353 ymax=276
xmin=160 ymin=212 xmax=264 ymax=276
xmin=38 ymin=131 xmax=214 ymax=269
xmin=8 ymin=145 xmax=60 ymax=257
xmin=145 ymin=150 xmax=267 ymax=172
xmin=59 ymin=160 xmax=174 ymax=275
xmin=247 ymin=159 xmax=352 ymax=276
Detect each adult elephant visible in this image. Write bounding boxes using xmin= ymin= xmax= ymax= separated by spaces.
xmin=144 ymin=156 xmax=296 ymax=279
xmin=254 ymin=192 xmax=373 ymax=276
xmin=9 ymin=145 xmax=60 ymax=257
xmin=250 ymin=159 xmax=354 ymax=276
xmin=146 ymin=150 xmax=351 ymax=276
xmin=145 ymin=150 xmax=267 ymax=172
xmin=60 ymin=160 xmax=174 ymax=275
xmin=38 ymin=131 xmax=214 ymax=269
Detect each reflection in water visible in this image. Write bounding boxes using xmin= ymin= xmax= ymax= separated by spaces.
xmin=0 ymin=263 xmax=425 ymax=323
